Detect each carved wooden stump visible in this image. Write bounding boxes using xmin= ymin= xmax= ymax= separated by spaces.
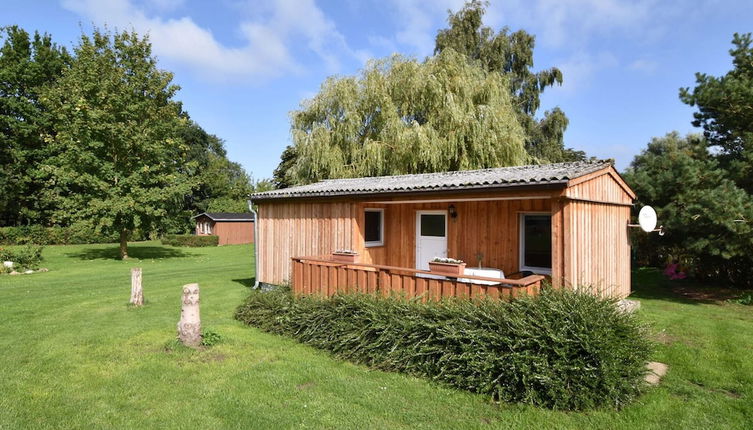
xmin=177 ymin=283 xmax=201 ymax=347
xmin=130 ymin=268 xmax=144 ymax=306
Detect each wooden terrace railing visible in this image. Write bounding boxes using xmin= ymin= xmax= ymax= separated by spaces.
xmin=291 ymin=256 xmax=545 ymax=300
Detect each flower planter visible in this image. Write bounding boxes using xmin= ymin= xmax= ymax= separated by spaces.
xmin=428 ymin=261 xmax=466 ymax=277
xmin=332 ymin=251 xmax=359 ymax=264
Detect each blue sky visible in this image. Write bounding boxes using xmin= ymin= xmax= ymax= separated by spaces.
xmin=3 ymin=0 xmax=753 ymax=179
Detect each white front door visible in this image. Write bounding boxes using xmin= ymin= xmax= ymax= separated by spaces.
xmin=415 ymin=211 xmax=448 ymax=270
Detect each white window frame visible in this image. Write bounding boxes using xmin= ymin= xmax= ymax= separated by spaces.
xmin=518 ymin=212 xmax=552 ymax=275
xmin=364 ymin=208 xmax=384 ymax=247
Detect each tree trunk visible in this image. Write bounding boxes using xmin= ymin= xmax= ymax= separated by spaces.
xmin=130 ymin=268 xmax=144 ymax=306
xmin=119 ymin=230 xmax=129 ymax=260
xmin=177 ymin=283 xmax=201 ymax=347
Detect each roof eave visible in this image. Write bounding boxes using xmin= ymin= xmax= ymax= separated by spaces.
xmin=192 ymin=212 xmax=255 ymax=221
xmin=250 ymin=180 xmax=569 ymax=202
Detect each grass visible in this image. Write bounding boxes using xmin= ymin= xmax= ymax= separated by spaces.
xmin=0 ymin=242 xmax=751 ymax=429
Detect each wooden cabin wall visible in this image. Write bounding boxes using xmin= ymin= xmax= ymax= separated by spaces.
xmin=557 ymin=168 xmax=634 ymax=298
xmin=213 ymin=221 xmax=254 ymax=245
xmin=561 ymin=201 xmax=631 ymax=298
xmin=565 ymin=170 xmax=634 ymax=205
xmin=257 ymin=201 xmax=359 ymax=285
xmin=357 ymin=199 xmax=551 ymax=276
xmin=256 ymin=167 xmax=634 ymax=297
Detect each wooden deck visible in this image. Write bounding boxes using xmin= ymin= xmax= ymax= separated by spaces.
xmin=291 ymin=257 xmax=545 ymax=300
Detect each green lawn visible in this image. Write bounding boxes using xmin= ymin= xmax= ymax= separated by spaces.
xmin=0 ymin=242 xmax=751 ymax=429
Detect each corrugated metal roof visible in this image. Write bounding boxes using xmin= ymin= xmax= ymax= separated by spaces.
xmin=192 ymin=212 xmax=255 ymax=221
xmin=250 ymin=161 xmax=612 ymax=201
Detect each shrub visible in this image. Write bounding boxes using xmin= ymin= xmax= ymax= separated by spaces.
xmin=235 ymin=289 xmax=653 ymax=410
xmin=200 ymin=328 xmax=223 ymax=347
xmin=0 ymin=226 xmax=121 ymax=245
xmin=729 ymin=291 xmax=753 ymax=306
xmin=0 ymin=245 xmax=45 ymax=271
xmin=161 ymin=234 xmax=219 ymax=247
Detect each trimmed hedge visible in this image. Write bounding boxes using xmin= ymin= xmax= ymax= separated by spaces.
xmin=161 ymin=234 xmax=219 ymax=247
xmin=235 ymin=288 xmax=653 ymax=410
xmin=0 ymin=245 xmax=44 ymax=272
xmin=0 ymin=226 xmax=120 ymax=245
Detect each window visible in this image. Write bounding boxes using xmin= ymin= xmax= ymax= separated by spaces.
xmin=364 ymin=209 xmax=384 ymax=247
xmin=519 ymin=214 xmax=552 ymax=274
xmin=199 ymin=220 xmax=212 ymax=235
xmin=419 ymin=214 xmax=446 ymax=237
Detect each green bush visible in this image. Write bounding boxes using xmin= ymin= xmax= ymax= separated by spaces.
xmin=0 ymin=245 xmax=45 ymax=272
xmin=235 ymin=289 xmax=653 ymax=410
xmin=0 ymin=226 xmax=122 ymax=245
xmin=730 ymin=291 xmax=753 ymax=306
xmin=161 ymin=234 xmax=219 ymax=247
xmin=200 ymin=328 xmax=223 ymax=347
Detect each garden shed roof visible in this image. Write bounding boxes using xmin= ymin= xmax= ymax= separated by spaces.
xmin=192 ymin=212 xmax=255 ymax=222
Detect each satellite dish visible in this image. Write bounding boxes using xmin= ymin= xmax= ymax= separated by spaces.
xmin=638 ymin=206 xmax=657 ymax=233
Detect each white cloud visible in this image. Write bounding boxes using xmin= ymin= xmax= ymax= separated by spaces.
xmin=368 ymin=35 xmax=398 ymax=55
xmin=483 ymin=0 xmax=662 ymax=93
xmin=553 ymin=51 xmax=618 ymax=93
xmin=488 ymin=0 xmax=656 ymax=48
xmin=143 ymin=0 xmax=185 ymax=12
xmin=629 ymin=58 xmax=658 ymax=74
xmin=386 ymin=0 xmax=465 ymax=56
xmin=370 ymin=0 xmax=657 ymax=93
xmin=61 ymin=0 xmax=358 ymax=82
xmin=376 ymin=0 xmax=657 ymax=57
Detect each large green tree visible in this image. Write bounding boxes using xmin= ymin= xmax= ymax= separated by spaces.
xmin=435 ymin=0 xmax=584 ymax=163
xmin=272 ymin=145 xmax=298 ymax=188
xmin=41 ymin=29 xmax=194 ymax=258
xmin=0 ymin=26 xmax=70 ymax=226
xmin=680 ymin=33 xmax=753 ymax=194
xmin=279 ymin=50 xmax=527 ymax=185
xmin=623 ymin=133 xmax=753 ymax=287
xmin=625 ymin=33 xmax=753 ymax=288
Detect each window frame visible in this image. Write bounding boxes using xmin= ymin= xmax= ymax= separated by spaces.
xmin=518 ymin=212 xmax=553 ymax=275
xmin=364 ymin=208 xmax=385 ymax=247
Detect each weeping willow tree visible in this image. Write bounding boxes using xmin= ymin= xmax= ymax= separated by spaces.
xmin=435 ymin=0 xmax=584 ymax=163
xmin=282 ymin=49 xmax=528 ymax=185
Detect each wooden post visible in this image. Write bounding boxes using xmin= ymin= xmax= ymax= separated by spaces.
xmin=177 ymin=283 xmax=201 ymax=347
xmin=130 ymin=268 xmax=144 ymax=306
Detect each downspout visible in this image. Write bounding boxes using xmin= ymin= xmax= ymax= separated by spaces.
xmin=247 ymin=199 xmax=260 ymax=289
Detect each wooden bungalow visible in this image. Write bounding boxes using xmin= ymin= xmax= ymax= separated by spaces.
xmin=249 ymin=161 xmax=636 ymax=299
xmin=193 ymin=212 xmax=255 ymax=246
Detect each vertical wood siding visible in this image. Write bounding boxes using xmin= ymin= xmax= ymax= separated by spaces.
xmin=558 ymin=168 xmax=633 ymax=297
xmin=558 ymin=201 xmax=631 ymax=298
xmin=356 ymin=199 xmax=551 ymax=275
xmin=292 ymin=258 xmax=544 ymax=300
xmin=257 ymin=201 xmax=358 ymax=285
xmin=259 ymin=198 xmax=551 ymax=285
xmin=257 ymin=167 xmax=634 ymax=298
xmin=565 ymin=171 xmax=634 ymax=205
xmin=212 ymin=222 xmax=254 ymax=246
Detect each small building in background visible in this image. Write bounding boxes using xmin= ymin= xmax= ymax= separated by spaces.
xmin=193 ymin=212 xmax=255 ymax=246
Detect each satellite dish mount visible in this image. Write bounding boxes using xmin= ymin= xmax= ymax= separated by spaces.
xmin=628 ymin=206 xmax=664 ymax=236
